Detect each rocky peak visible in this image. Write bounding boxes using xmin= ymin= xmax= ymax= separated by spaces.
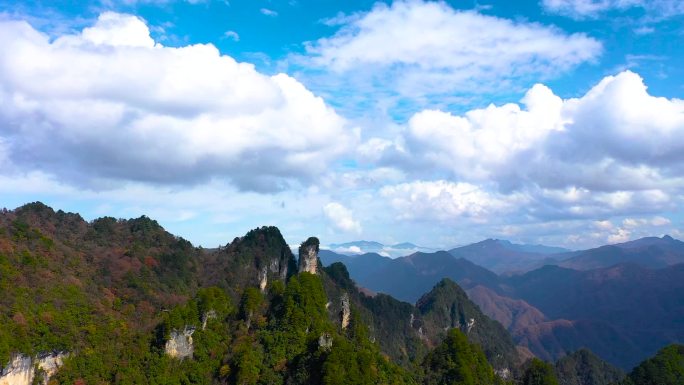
xmin=298 ymin=237 xmax=320 ymax=274
xmin=340 ymin=293 xmax=351 ymax=329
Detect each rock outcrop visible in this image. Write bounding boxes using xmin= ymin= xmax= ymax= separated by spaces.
xmin=201 ymin=310 xmax=217 ymax=330
xmin=258 ymin=267 xmax=268 ymax=292
xmin=298 ymin=237 xmax=320 ymax=274
xmin=165 ymin=327 xmax=195 ymax=359
xmin=0 ymin=352 xmax=68 ymax=385
xmin=318 ymin=332 xmax=333 ymax=351
xmin=340 ymin=293 xmax=351 ymax=329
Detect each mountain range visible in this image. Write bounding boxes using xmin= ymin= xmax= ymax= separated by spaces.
xmin=320 ymin=236 xmax=684 ymax=370
xmin=0 ymin=202 xmax=682 ymax=384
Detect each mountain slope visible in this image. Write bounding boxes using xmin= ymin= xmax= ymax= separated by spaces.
xmin=555 ymin=348 xmax=625 ymax=385
xmin=358 ymin=251 xmax=501 ymax=303
xmin=415 ymin=279 xmax=520 ymax=371
xmin=502 ymin=263 xmax=684 ymax=368
xmin=449 ymin=239 xmax=567 ymax=274
xmin=554 ymin=235 xmax=684 ymax=271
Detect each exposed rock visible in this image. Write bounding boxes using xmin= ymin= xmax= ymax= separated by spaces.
xmin=0 ymin=351 xmax=68 ymax=385
xmin=466 ymin=318 xmax=475 ymax=334
xmin=0 ymin=354 xmax=32 ymax=385
xmin=495 ymin=368 xmax=511 ymax=380
xmin=165 ymin=326 xmax=195 ymax=359
xmin=201 ymin=310 xmax=217 ymax=330
xmin=298 ymin=237 xmax=319 ymax=274
xmin=340 ymin=293 xmax=351 ymax=329
xmin=258 ymin=267 xmax=268 ymax=292
xmin=35 ymin=352 xmax=68 ymax=385
xmin=318 ymin=332 xmax=333 ymax=351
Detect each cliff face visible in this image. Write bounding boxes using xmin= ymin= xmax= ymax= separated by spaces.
xmin=298 ymin=237 xmax=320 ymax=274
xmin=340 ymin=293 xmax=351 ymax=329
xmin=0 ymin=352 xmax=67 ymax=385
xmin=164 ymin=327 xmax=195 ymax=360
xmin=198 ymin=226 xmax=297 ymax=300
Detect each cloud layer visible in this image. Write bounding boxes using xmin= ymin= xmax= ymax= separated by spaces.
xmin=369 ymin=71 xmax=684 ymax=225
xmin=302 ymin=0 xmax=601 ymax=104
xmin=0 ymin=7 xmax=681 ymax=249
xmin=0 ymin=12 xmax=355 ymax=192
xmin=542 ymin=0 xmax=684 ymax=19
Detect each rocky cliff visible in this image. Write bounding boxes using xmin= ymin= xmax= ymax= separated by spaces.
xmin=0 ymin=352 xmax=67 ymax=385
xmin=298 ymin=237 xmax=320 ymax=274
xmin=164 ymin=327 xmax=195 ymax=359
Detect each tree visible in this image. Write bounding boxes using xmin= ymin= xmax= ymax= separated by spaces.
xmin=522 ymin=358 xmax=559 ymax=385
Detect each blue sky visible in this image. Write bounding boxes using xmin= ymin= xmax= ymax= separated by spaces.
xmin=0 ymin=0 xmax=683 ymax=251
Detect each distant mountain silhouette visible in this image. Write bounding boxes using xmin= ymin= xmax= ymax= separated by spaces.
xmin=322 ymin=241 xmax=684 ymax=370
xmin=449 ymin=239 xmax=569 ymax=274
xmin=553 ymin=235 xmax=684 ymax=270
xmin=325 ymin=240 xmax=436 ymax=258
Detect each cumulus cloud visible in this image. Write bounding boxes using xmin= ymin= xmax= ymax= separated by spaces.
xmin=323 ymin=202 xmax=362 ymax=234
xmin=302 ymin=0 xmax=601 ymax=100
xmin=379 ymin=180 xmax=527 ymax=223
xmin=0 ymin=12 xmax=355 ymax=192
xmin=367 ymin=71 xmax=684 ymax=222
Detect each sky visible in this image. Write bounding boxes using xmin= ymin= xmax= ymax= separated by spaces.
xmin=0 ymin=0 xmax=683 ymax=251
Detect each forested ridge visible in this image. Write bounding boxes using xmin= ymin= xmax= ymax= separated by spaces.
xmin=0 ymin=202 xmax=681 ymax=384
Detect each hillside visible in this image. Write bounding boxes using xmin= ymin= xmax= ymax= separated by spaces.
xmin=1 ymin=202 xmax=682 ymax=384
xmin=0 ymin=202 xmax=518 ymax=384
xmin=321 ymin=240 xmax=684 ymax=370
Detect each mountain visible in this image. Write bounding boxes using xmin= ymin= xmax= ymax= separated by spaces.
xmin=555 ymin=349 xmax=625 ymax=385
xmin=415 ymin=279 xmax=520 ymax=371
xmin=449 ymin=239 xmax=569 ymax=274
xmin=1 ymin=202 xmax=680 ymax=384
xmin=466 ymin=285 xmax=547 ymax=335
xmin=0 ymin=202 xmax=522 ymax=384
xmin=322 ymin=239 xmax=684 ymax=370
xmin=625 ymin=344 xmax=684 ymax=385
xmin=356 ymin=251 xmax=501 ymax=303
xmin=325 ymin=241 xmax=436 ymax=258
xmin=501 ymin=263 xmax=684 ymax=369
xmin=318 ymin=250 xmax=393 ymax=291
xmin=553 ymin=235 xmax=684 ymax=271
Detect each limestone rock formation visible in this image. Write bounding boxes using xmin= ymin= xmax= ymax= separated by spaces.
xmin=341 ymin=293 xmax=351 ymax=329
xmin=0 ymin=352 xmax=68 ymax=385
xmin=318 ymin=332 xmax=333 ymax=351
xmin=298 ymin=237 xmax=320 ymax=274
xmin=259 ymin=267 xmax=268 ymax=292
xmin=165 ymin=327 xmax=195 ymax=359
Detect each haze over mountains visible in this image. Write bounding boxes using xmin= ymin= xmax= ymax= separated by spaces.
xmin=324 ymin=241 xmax=436 ymax=258
xmin=321 ymin=235 xmax=684 ymax=369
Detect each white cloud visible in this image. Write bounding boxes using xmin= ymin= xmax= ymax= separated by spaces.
xmin=0 ymin=12 xmax=355 ymax=192
xmin=323 ymin=202 xmax=362 ymax=234
xmin=302 ymin=0 xmax=601 ymax=100
xmin=607 ymin=227 xmax=631 ymax=243
xmin=542 ymin=0 xmax=684 ymax=19
xmin=361 ymin=71 xmax=684 ymax=224
xmin=224 ymin=30 xmax=239 ymax=41
xmin=379 ymin=180 xmax=527 ymax=223
xmin=260 ymin=8 xmax=278 ymax=17
xmin=373 ymin=71 xmax=684 ymax=195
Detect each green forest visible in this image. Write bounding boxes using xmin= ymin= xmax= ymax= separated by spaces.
xmin=0 ymin=203 xmax=682 ymax=385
